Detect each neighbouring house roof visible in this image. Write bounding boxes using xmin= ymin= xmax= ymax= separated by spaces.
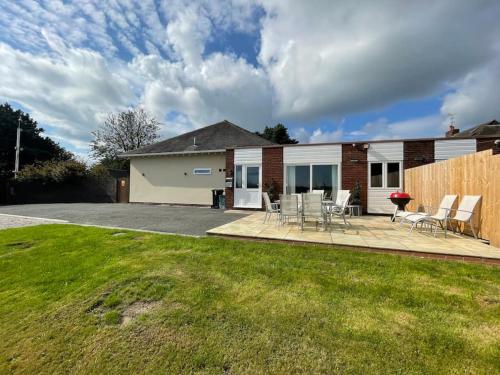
xmin=452 ymin=120 xmax=500 ymax=138
xmin=121 ymin=120 xmax=274 ymax=157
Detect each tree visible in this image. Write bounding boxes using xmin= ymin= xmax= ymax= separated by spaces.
xmin=16 ymin=160 xmax=88 ymax=184
xmin=255 ymin=123 xmax=298 ymax=144
xmin=0 ymin=103 xmax=72 ymax=178
xmin=91 ymin=108 xmax=160 ymax=169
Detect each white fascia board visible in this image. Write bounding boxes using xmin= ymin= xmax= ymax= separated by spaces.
xmin=119 ymin=149 xmax=226 ymax=158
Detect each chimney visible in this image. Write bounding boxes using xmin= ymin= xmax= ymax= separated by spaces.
xmin=445 ymin=125 xmax=459 ymax=137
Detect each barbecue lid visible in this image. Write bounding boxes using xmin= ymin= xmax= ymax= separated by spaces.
xmin=389 ymin=192 xmax=410 ymax=199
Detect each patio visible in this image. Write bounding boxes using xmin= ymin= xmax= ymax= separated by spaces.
xmin=207 ymin=212 xmax=500 ymax=262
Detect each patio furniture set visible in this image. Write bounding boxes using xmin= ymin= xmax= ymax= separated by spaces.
xmin=262 ymin=190 xmax=352 ymax=231
xmin=264 ymin=189 xmax=482 ymax=240
xmin=397 ymin=194 xmax=482 ymax=239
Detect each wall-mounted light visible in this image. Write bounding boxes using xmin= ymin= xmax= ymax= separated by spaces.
xmin=363 ymin=143 xmax=369 ymax=149
xmin=495 ymin=139 xmax=500 ymax=148
xmin=184 ymin=172 xmax=187 ymax=176
xmin=142 ymin=172 xmax=146 ymax=177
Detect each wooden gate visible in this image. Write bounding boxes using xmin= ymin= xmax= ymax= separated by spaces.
xmin=117 ymin=178 xmax=129 ymax=203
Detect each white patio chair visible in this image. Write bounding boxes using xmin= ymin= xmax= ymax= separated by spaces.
xmin=262 ymin=192 xmax=279 ymax=223
xmin=291 ymin=193 xmax=302 ymax=210
xmin=449 ymin=195 xmax=481 ymax=239
xmin=329 ymin=192 xmax=351 ymax=225
xmin=279 ymin=194 xmax=300 ymax=227
xmin=400 ymin=195 xmax=457 ymax=237
xmin=334 ymin=190 xmax=350 ymax=207
xmin=311 ymin=189 xmax=325 ymax=198
xmin=301 ymin=193 xmax=327 ymax=231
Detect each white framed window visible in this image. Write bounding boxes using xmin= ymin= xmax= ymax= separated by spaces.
xmin=193 ymin=168 xmax=212 ymax=175
xmin=369 ymin=161 xmax=401 ymax=189
xmin=284 ymin=163 xmax=340 ymax=196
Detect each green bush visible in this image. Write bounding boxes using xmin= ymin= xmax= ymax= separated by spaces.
xmin=17 ymin=160 xmax=88 ymax=184
xmin=88 ymin=163 xmax=111 ymax=178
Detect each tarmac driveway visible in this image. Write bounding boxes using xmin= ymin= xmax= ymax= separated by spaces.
xmin=0 ymin=203 xmax=248 ymax=236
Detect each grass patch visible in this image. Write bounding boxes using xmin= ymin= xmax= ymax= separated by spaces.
xmin=0 ymin=224 xmax=499 ymax=374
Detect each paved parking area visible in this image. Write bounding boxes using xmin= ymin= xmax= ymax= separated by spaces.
xmin=0 ymin=204 xmax=248 ymax=236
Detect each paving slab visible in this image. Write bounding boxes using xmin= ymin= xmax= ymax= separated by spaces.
xmin=207 ymin=212 xmax=500 ymax=260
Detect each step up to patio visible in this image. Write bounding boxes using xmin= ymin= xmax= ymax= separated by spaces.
xmin=207 ymin=212 xmax=500 ymax=264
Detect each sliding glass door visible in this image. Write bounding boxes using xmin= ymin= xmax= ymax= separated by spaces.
xmin=286 ymin=165 xmax=310 ymax=194
xmin=312 ymin=165 xmax=338 ymax=196
xmin=285 ymin=164 xmax=340 ymax=196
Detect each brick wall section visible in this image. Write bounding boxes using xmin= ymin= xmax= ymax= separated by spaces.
xmin=477 ymin=138 xmax=499 ymax=154
xmin=224 ymin=149 xmax=234 ymax=209
xmin=341 ymin=144 xmax=368 ymax=213
xmin=262 ymin=147 xmax=284 ymax=204
xmin=403 ymin=140 xmax=435 ymax=170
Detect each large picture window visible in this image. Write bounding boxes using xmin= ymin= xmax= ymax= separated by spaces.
xmin=286 ymin=164 xmax=340 ymax=196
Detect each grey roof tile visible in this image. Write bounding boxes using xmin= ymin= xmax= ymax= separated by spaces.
xmin=453 ymin=119 xmax=500 ymax=138
xmin=123 ymin=120 xmax=273 ymax=155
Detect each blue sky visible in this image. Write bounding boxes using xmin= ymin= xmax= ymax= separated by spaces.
xmin=0 ymin=0 xmax=499 ymax=158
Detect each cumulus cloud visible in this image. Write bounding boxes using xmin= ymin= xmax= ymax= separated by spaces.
xmin=0 ymin=0 xmax=270 ymax=152
xmin=258 ymin=0 xmax=500 ymax=120
xmin=292 ymin=127 xmax=344 ymax=144
xmin=133 ymin=52 xmax=272 ymax=134
xmin=350 ymin=115 xmax=445 ymax=141
xmin=0 ymin=40 xmax=134 ymax=148
xmin=441 ymin=57 xmax=500 ymax=128
xmin=0 ymin=0 xmax=499 ymax=154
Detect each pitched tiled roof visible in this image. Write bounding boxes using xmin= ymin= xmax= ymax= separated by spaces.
xmin=453 ymin=119 xmax=500 ymax=138
xmin=122 ymin=120 xmax=273 ymax=156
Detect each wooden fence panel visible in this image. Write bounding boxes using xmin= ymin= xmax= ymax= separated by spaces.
xmin=404 ymin=150 xmax=500 ymax=248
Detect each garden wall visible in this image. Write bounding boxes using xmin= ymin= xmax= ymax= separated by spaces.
xmin=1 ymin=176 xmax=119 ymax=205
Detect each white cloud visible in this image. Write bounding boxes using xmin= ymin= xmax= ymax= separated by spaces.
xmin=0 ymin=0 xmax=270 ymax=152
xmin=441 ymin=57 xmax=500 ymax=128
xmin=0 ymin=0 xmax=499 ymax=155
xmin=258 ymin=0 xmax=500 ymax=120
xmin=0 ymin=41 xmax=134 ymax=151
xmin=292 ymin=126 xmax=343 ymax=144
xmin=351 ymin=115 xmax=445 ymax=141
xmin=166 ymin=6 xmax=212 ymax=64
xmin=133 ymin=51 xmax=273 ymax=134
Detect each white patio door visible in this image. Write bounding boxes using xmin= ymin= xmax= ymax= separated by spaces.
xmin=234 ymin=164 xmax=262 ymax=208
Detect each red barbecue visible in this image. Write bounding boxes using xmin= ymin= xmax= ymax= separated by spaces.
xmin=388 ymin=192 xmax=413 ymax=222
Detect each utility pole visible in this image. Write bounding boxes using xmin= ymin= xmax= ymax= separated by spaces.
xmin=14 ymin=116 xmax=21 ymax=179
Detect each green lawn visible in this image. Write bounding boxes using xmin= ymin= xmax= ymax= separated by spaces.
xmin=0 ymin=225 xmax=499 ymax=374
